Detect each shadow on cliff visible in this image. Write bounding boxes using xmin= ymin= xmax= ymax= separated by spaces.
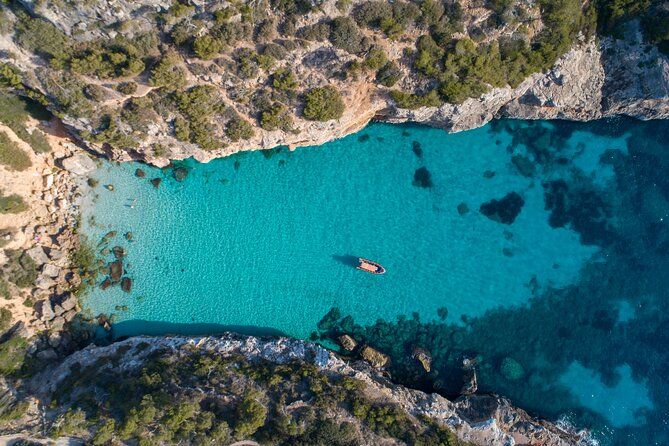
xmin=110 ymin=320 xmax=287 ymax=341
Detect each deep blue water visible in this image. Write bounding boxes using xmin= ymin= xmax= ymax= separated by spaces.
xmin=80 ymin=118 xmax=669 ymax=445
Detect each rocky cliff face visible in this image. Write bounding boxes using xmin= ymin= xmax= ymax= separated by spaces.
xmin=27 ymin=333 xmax=593 ymax=446
xmin=1 ymin=1 xmax=667 ymax=168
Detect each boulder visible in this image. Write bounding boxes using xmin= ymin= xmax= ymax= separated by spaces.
xmin=360 ymin=345 xmax=390 ymax=368
xmin=100 ymin=278 xmax=111 ymax=290
xmin=412 ymin=346 xmax=432 ymax=373
xmin=42 ymin=263 xmax=60 ymax=278
xmin=60 ymin=293 xmax=77 ymax=311
xmin=26 ymin=246 xmax=49 ymax=265
xmin=48 ymin=332 xmax=62 ymax=348
xmin=63 ymin=309 xmax=77 ymax=322
xmin=337 ymin=334 xmax=358 ymax=351
xmin=36 ymin=348 xmax=58 ymax=361
xmin=121 ymin=277 xmax=132 ymax=293
xmin=461 ymin=368 xmax=478 ymax=395
xmin=48 ymin=249 xmax=64 ymax=261
xmin=500 ymin=357 xmax=525 ymax=381
xmin=135 ymin=168 xmax=146 ymax=178
xmin=53 ymin=304 xmax=65 ymax=316
xmin=50 ymin=316 xmax=66 ymax=331
xmin=35 ymin=275 xmax=56 ymax=290
xmin=113 ymin=246 xmax=126 ymax=259
xmin=109 ymin=261 xmax=123 ymax=281
xmin=150 ymin=178 xmax=162 ymax=188
xmin=61 ymin=154 xmax=97 ymax=176
xmin=43 ymin=174 xmax=54 ymax=188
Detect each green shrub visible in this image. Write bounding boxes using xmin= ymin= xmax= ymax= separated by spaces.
xmin=376 ymin=62 xmax=402 ymax=87
xmin=234 ymin=392 xmax=267 ymax=440
xmin=390 ymin=90 xmax=441 ymax=109
xmin=303 ymin=86 xmax=345 ymax=121
xmin=260 ymin=102 xmax=294 ymax=131
xmin=0 ymin=307 xmax=11 ymax=332
xmin=0 ymin=279 xmax=10 ymax=299
xmin=0 ymin=93 xmax=51 ymax=153
xmin=0 ymin=131 xmax=31 ymax=171
xmin=330 ymin=17 xmax=370 ymax=54
xmin=0 ymin=193 xmax=28 ymax=214
xmin=15 ymin=12 xmax=72 ymax=63
xmin=93 ymin=419 xmax=116 ymax=445
xmin=3 ymin=251 xmax=38 ymax=287
xmin=354 ymin=1 xmax=420 ymax=38
xmin=117 ymin=81 xmax=138 ymax=95
xmin=298 ymin=22 xmax=332 ymax=41
xmin=0 ymin=63 xmax=22 ymax=89
xmin=363 ymin=46 xmax=388 ymax=70
xmin=193 ymin=34 xmax=222 ymax=60
xmin=225 ymin=117 xmax=255 ymax=142
xmin=271 ymin=68 xmax=298 ymax=91
xmin=0 ymin=336 xmax=28 ymax=376
xmin=255 ymin=19 xmax=276 ymax=43
xmin=149 ymin=55 xmax=187 ymax=91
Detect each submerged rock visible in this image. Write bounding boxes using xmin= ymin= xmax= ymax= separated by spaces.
xmin=480 ymin=192 xmax=524 ymax=224
xmin=173 ymin=166 xmax=189 ymax=182
xmin=150 ymin=178 xmax=162 ymax=188
xmin=100 ymin=278 xmax=111 ymax=290
xmin=337 ymin=334 xmax=358 ymax=352
xmin=511 ymin=154 xmax=535 ymax=177
xmin=102 ymin=231 xmax=117 ymax=241
xmin=457 ymin=202 xmax=470 ymax=216
xmin=413 ymin=167 xmax=433 ymax=188
xmin=125 ymin=232 xmax=133 ymax=241
xmin=105 ymin=184 xmax=115 ymax=191
xmin=135 ymin=168 xmax=146 ymax=178
xmin=412 ymin=141 xmax=423 ymax=158
xmin=109 ymin=261 xmax=123 ymax=282
xmin=461 ymin=368 xmax=478 ymax=395
xmin=500 ymin=357 xmax=525 ymax=381
xmin=360 ymin=345 xmax=390 ymax=368
xmin=113 ymin=246 xmax=127 ymax=259
xmin=121 ymin=277 xmax=132 ymax=293
xmin=412 ymin=346 xmax=432 ymax=372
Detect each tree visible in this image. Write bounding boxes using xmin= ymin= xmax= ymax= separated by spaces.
xmin=271 ymin=69 xmax=298 ymax=91
xmin=225 ymin=117 xmax=255 ymax=141
xmin=149 ymin=55 xmax=187 ymax=91
xmin=193 ymin=34 xmax=222 ymax=60
xmin=303 ymin=86 xmax=344 ymax=121
xmin=234 ymin=393 xmax=267 ymax=440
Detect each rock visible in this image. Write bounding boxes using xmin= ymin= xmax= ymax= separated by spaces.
xmin=480 ymin=192 xmax=525 ymax=225
xmin=500 ymin=357 xmax=525 ymax=381
xmin=100 ymin=277 xmax=112 ymax=290
xmin=43 ymin=174 xmax=54 ymax=188
xmin=36 ymin=300 xmax=55 ymax=321
xmin=105 ymin=184 xmax=115 ymax=191
xmin=61 ymin=154 xmax=96 ymax=175
xmin=35 ymin=275 xmax=56 ymax=290
xmin=412 ymin=167 xmax=433 ymax=188
xmin=125 ymin=232 xmax=133 ymax=241
xmin=150 ymin=178 xmax=162 ymax=188
xmin=109 ymin=261 xmax=123 ymax=281
xmin=412 ymin=141 xmax=423 ymax=158
xmin=121 ymin=277 xmax=132 ymax=293
xmin=50 ymin=316 xmax=66 ymax=331
xmin=26 ymin=246 xmax=49 ymax=265
xmin=48 ymin=332 xmax=62 ymax=348
xmin=53 ymin=304 xmax=65 ymax=316
xmin=42 ymin=263 xmax=60 ymax=278
xmin=60 ymin=293 xmax=77 ymax=311
xmin=97 ymin=314 xmax=112 ymax=331
xmin=36 ymin=348 xmax=58 ymax=361
xmin=337 ymin=334 xmax=358 ymax=351
xmin=457 ymin=202 xmax=469 ymax=216
xmin=113 ymin=246 xmax=126 ymax=259
xmin=135 ymin=168 xmax=146 ymax=177
xmin=483 ymin=170 xmax=496 ymax=179
xmin=63 ymin=309 xmax=77 ymax=322
xmin=360 ymin=345 xmax=390 ymax=368
xmin=511 ymin=155 xmax=536 ymax=177
xmin=412 ymin=346 xmax=432 ymax=373
xmin=461 ymin=368 xmax=478 ymax=395
xmin=173 ymin=166 xmax=189 ymax=182
xmin=48 ymin=249 xmax=64 ymax=261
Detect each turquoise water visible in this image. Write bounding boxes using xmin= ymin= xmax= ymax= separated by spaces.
xmin=81 ymin=119 xmax=669 ymax=445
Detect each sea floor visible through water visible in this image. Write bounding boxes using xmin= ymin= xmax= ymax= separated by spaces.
xmin=80 ymin=118 xmax=669 ymax=446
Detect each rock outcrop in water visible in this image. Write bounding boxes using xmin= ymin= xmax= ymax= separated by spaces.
xmin=1 ymin=333 xmax=591 ymax=445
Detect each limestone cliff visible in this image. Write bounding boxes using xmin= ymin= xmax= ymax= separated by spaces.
xmin=5 ymin=333 xmax=593 ymax=445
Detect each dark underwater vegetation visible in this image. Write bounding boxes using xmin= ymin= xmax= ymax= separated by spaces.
xmin=315 ymin=117 xmax=669 ymax=446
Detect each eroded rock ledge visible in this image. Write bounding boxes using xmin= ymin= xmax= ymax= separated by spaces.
xmin=11 ymin=333 xmax=593 ymax=446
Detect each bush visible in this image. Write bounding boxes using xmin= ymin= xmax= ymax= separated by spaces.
xmin=271 ymin=69 xmax=298 ymax=91
xmin=260 ymin=102 xmax=294 ymax=131
xmin=117 ymin=81 xmax=138 ymax=95
xmin=303 ymin=86 xmax=345 ymax=121
xmin=234 ymin=393 xmax=267 ymax=440
xmin=0 ymin=279 xmax=10 ymax=299
xmin=0 ymin=193 xmax=28 ymax=214
xmin=390 ymin=90 xmax=441 ymax=109
xmin=93 ymin=419 xmax=116 ymax=445
xmin=149 ymin=55 xmax=187 ymax=91
xmin=255 ymin=19 xmax=277 ymax=43
xmin=225 ymin=117 xmax=255 ymax=142
xmin=193 ymin=34 xmax=222 ymax=59
xmin=0 ymin=93 xmax=51 ymax=153
xmin=354 ymin=1 xmax=420 ymax=38
xmin=84 ymin=84 xmax=108 ymax=102
xmin=0 ymin=131 xmax=31 ymax=171
xmin=0 ymin=336 xmax=28 ymax=376
xmin=0 ymin=308 xmax=11 ymax=332
xmin=376 ymin=62 xmax=402 ymax=87
xmin=330 ymin=17 xmax=370 ymax=54
xmin=298 ymin=22 xmax=332 ymax=41
xmin=363 ymin=46 xmax=388 ymax=70
xmin=15 ymin=12 xmax=72 ymax=63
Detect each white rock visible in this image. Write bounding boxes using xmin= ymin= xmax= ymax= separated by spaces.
xmin=35 ymin=275 xmax=56 ymax=290
xmin=42 ymin=263 xmax=61 ymax=278
xmin=60 ymin=293 xmax=77 ymax=311
xmin=43 ymin=174 xmax=54 ymax=189
xmin=61 ymin=154 xmax=96 ymax=176
xmin=37 ymin=299 xmax=55 ymax=321
xmin=26 ymin=246 xmax=50 ymax=265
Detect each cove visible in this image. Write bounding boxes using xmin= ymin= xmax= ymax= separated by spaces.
xmin=80 ymin=118 xmax=669 ymax=445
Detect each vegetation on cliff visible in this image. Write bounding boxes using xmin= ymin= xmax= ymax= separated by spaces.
xmin=39 ymin=342 xmax=472 ymax=445
xmin=0 ymin=0 xmax=664 ymax=157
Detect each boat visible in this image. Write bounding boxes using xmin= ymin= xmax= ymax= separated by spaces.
xmin=356 ymin=258 xmax=386 ymax=274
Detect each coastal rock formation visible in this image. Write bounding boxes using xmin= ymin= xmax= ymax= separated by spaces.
xmin=60 ymin=154 xmax=96 ymax=176
xmin=28 ymin=334 xmax=590 ymax=446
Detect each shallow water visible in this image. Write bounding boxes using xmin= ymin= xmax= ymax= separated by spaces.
xmin=81 ymin=118 xmax=669 ymax=445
